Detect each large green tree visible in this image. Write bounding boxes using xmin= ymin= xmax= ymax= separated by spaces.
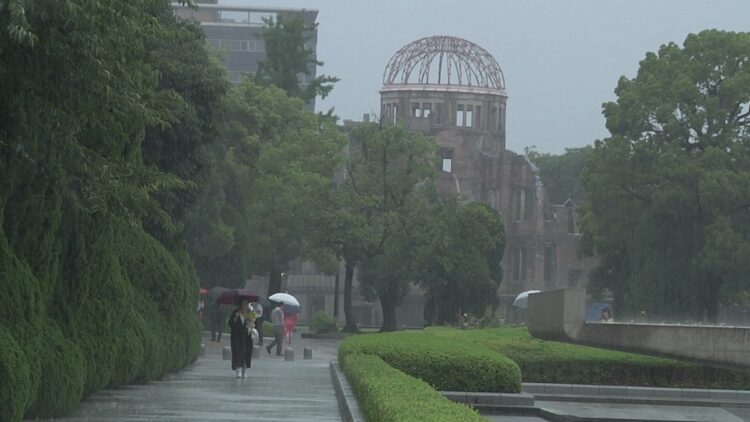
xmin=255 ymin=15 xmax=338 ymax=104
xmin=332 ymin=123 xmax=437 ymax=332
xmin=0 ymin=0 xmax=224 ymax=419
xmin=526 ymin=146 xmax=592 ymax=205
xmin=412 ymin=201 xmax=506 ymax=325
xmin=188 ymin=81 xmax=345 ymax=293
xmin=581 ymin=30 xmax=750 ymax=322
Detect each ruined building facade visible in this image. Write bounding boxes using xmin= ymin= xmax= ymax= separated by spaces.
xmin=379 ymin=36 xmax=597 ymax=317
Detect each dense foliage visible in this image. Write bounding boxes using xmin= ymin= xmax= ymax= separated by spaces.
xmin=255 ymin=15 xmax=338 ymax=104
xmin=427 ymin=327 xmax=750 ymax=389
xmin=581 ymin=30 xmax=750 ymax=321
xmin=339 ymin=331 xmax=522 ymax=393
xmin=414 ymin=202 xmax=505 ymax=325
xmin=187 ymin=81 xmax=344 ymax=293
xmin=0 ymin=1 xmax=219 ymax=420
xmin=311 ymin=123 xmax=437 ymax=331
xmin=526 ymin=146 xmax=592 ymax=205
xmin=340 ymin=353 xmax=485 ymax=422
xmin=0 ymin=1 xmax=343 ymax=420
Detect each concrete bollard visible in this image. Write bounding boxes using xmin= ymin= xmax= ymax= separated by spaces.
xmin=252 ymin=345 xmax=260 ymax=358
xmin=284 ymin=347 xmax=294 ymax=361
xmin=222 ymin=346 xmax=231 ymax=360
xmin=303 ymin=347 xmax=312 ymax=360
xmin=200 ymin=343 xmax=206 ymax=357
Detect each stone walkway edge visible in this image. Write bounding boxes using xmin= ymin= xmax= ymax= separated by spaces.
xmin=330 ymin=360 xmax=366 ymax=422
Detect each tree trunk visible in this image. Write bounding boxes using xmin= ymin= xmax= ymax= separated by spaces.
xmin=268 ymin=269 xmax=282 ymax=297
xmin=341 ymin=262 xmax=359 ymax=332
xmin=333 ymin=263 xmax=340 ymax=319
xmin=379 ymin=292 xmax=398 ymax=332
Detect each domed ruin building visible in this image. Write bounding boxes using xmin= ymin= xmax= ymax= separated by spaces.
xmin=378 ymin=36 xmax=597 ymax=316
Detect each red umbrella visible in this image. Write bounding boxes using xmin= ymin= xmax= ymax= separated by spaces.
xmin=215 ymin=288 xmax=259 ymax=305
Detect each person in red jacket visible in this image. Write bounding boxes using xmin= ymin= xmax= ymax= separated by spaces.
xmin=284 ymin=312 xmax=299 ymax=345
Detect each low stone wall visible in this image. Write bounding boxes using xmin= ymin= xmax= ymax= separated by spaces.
xmin=527 ymin=288 xmax=750 ymax=369
xmin=582 ymin=321 xmax=750 ymax=368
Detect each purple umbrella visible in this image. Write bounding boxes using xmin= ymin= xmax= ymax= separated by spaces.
xmin=215 ymin=288 xmax=259 ymax=305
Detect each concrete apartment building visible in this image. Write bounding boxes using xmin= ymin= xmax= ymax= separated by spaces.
xmin=172 ymin=1 xmax=318 ymax=109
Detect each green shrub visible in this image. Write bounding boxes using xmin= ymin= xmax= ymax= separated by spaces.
xmin=310 ymin=310 xmax=337 ymax=333
xmin=341 ymin=353 xmax=485 ymax=422
xmin=0 ymin=326 xmax=32 ymax=422
xmin=262 ymin=320 xmax=274 ymax=337
xmin=427 ymin=326 xmax=750 ymax=389
xmin=0 ymin=229 xmax=43 ymax=421
xmin=339 ymin=331 xmax=521 ymax=393
xmin=26 ymin=322 xmax=85 ymax=419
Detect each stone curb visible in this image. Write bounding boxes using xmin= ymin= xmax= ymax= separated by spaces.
xmin=523 ymin=383 xmax=750 ymax=406
xmin=330 ymin=360 xmax=366 ymax=422
xmin=442 ymin=391 xmax=535 ymax=407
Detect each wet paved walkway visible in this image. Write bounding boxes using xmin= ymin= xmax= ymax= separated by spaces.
xmin=49 ymin=332 xmax=343 ymax=421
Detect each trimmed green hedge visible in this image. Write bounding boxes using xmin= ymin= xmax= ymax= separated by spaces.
xmin=340 ymin=353 xmax=485 ymax=422
xmin=339 ymin=331 xmax=521 ymax=393
xmin=427 ymin=327 xmax=750 ymax=389
xmin=26 ymin=322 xmax=85 ymax=419
xmin=0 ymin=326 xmax=32 ymax=422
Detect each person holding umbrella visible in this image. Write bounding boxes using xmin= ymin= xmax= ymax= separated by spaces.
xmin=283 ymin=305 xmax=301 ymax=345
xmin=208 ymin=287 xmax=230 ymax=341
xmin=265 ymin=302 xmax=285 ymax=356
xmin=228 ymin=298 xmax=255 ymax=378
xmin=210 ymin=303 xmax=224 ymax=342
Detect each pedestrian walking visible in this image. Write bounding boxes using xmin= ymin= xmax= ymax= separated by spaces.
xmin=210 ymin=303 xmax=224 ymax=341
xmin=284 ymin=311 xmax=298 ymax=345
xmin=265 ymin=302 xmax=285 ymax=356
xmin=228 ymin=298 xmax=255 ymax=378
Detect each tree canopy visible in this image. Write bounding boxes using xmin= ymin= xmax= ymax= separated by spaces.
xmin=414 ymin=201 xmax=505 ymax=325
xmin=255 ymin=15 xmax=338 ymax=104
xmin=0 ymin=1 xmax=225 ymax=419
xmin=581 ymin=30 xmax=750 ymax=321
xmin=526 ymin=146 xmax=592 ymax=205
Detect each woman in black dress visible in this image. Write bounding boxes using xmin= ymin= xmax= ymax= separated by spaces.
xmin=228 ymin=298 xmax=255 ymax=378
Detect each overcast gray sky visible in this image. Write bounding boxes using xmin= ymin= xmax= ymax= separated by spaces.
xmin=222 ymin=0 xmax=749 ymax=154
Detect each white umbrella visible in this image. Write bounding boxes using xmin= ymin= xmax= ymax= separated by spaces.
xmin=512 ymin=290 xmax=541 ymax=309
xmin=269 ymin=292 xmax=300 ymax=307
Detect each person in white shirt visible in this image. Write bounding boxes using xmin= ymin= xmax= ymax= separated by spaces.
xmin=265 ymin=302 xmax=285 ymax=356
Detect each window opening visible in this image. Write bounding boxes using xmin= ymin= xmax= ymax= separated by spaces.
xmin=441 ymin=148 xmax=454 ymax=173
xmin=513 ymin=188 xmax=532 ymax=221
xmin=412 ymin=103 xmax=421 ymax=117
xmin=512 ymin=247 xmax=527 ymax=281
